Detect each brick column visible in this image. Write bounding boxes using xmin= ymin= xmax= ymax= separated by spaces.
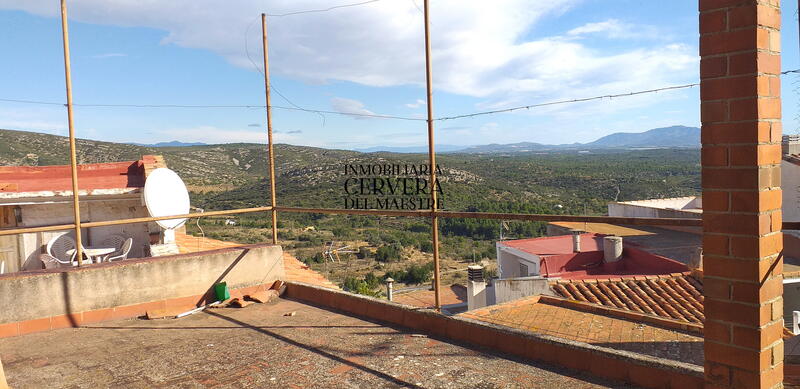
xmin=700 ymin=1 xmax=784 ymax=388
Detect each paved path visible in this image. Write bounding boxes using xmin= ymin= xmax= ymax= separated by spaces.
xmin=0 ymin=298 xmax=636 ymax=388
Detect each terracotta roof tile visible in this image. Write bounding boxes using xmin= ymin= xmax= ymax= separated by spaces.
xmin=550 ymin=272 xmax=704 ymax=324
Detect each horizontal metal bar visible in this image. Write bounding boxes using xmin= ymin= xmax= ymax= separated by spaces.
xmin=5 ymin=204 xmax=799 ymax=237
xmin=0 ymin=206 xmax=273 ymax=236
xmin=274 ymin=206 xmax=703 ymax=227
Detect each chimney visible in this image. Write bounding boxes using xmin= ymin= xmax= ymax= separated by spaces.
xmin=603 ymin=236 xmax=623 ymax=263
xmin=570 ymin=229 xmax=582 ymax=253
xmin=467 ymin=265 xmax=487 ymax=311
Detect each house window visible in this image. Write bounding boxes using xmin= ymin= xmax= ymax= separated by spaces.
xmin=519 ymin=263 xmax=529 ymax=277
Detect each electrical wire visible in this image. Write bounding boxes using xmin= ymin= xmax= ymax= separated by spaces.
xmin=264 ymin=0 xmax=384 ymax=18
xmin=2 ymin=68 xmax=798 ymax=122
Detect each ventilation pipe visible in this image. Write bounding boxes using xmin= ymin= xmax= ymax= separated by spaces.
xmin=570 ymin=229 xmax=582 ymax=253
xmin=467 ymin=265 xmax=487 ymax=311
xmin=603 ymin=236 xmax=623 ymax=263
xmin=385 ymin=277 xmax=395 ymax=301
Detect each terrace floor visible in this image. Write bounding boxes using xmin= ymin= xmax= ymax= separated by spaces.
xmin=0 ymin=298 xmax=637 ymax=388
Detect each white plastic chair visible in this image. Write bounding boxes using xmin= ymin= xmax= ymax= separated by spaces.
xmin=107 ymin=238 xmax=132 ymax=262
xmin=40 ymin=253 xmax=70 ymax=269
xmin=101 ymin=234 xmax=127 ymax=257
xmin=46 ymin=234 xmax=76 ymax=263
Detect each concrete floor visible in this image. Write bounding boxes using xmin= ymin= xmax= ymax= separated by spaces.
xmin=0 ymin=298 xmax=637 ymax=388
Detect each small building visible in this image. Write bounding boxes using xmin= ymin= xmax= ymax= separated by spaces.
xmin=0 ymin=155 xmax=175 ymax=273
xmin=470 ymin=233 xmax=691 ymax=311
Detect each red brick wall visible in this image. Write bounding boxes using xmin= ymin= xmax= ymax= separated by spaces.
xmin=699 ymin=1 xmax=784 ymax=387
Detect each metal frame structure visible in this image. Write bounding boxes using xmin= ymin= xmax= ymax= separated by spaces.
xmin=9 ymin=0 xmax=798 ymax=311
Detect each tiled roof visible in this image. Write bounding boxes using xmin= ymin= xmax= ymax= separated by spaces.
xmin=550 ymin=272 xmax=704 ymax=324
xmin=460 ymin=295 xmax=703 ymax=366
xmin=393 ymin=284 xmax=466 ymax=309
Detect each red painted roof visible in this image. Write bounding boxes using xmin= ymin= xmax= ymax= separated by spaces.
xmin=540 ymin=247 xmax=689 ymax=280
xmin=498 ymin=233 xmax=603 ymax=255
xmin=0 ymin=157 xmax=158 ymax=194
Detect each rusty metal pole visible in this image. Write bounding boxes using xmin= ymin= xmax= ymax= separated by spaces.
xmin=262 ymin=13 xmax=279 ymax=245
xmin=60 ymin=0 xmax=83 ymax=265
xmin=422 ymin=0 xmax=441 ymax=311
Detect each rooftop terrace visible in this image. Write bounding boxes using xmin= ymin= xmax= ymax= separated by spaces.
xmin=0 ymin=297 xmax=635 ymax=388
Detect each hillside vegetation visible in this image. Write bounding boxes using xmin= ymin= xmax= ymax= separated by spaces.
xmin=0 ymin=129 xmax=701 ymax=293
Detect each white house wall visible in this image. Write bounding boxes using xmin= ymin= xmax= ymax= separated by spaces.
xmin=782 ymin=160 xmax=800 ymax=223
xmin=14 ymin=198 xmax=150 ymax=271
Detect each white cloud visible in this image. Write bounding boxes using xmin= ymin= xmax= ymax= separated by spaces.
xmin=330 ymin=97 xmax=374 ymax=119
xmin=91 ymin=53 xmax=127 ymax=59
xmin=0 ymin=1 xmax=697 ymax=107
xmin=567 ymin=19 xmax=627 ymax=37
xmin=405 ymin=99 xmax=425 ymax=108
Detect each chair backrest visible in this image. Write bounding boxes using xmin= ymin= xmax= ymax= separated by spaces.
xmin=46 ymin=234 xmax=76 ymax=262
xmin=120 ymin=238 xmax=133 ymax=258
xmin=40 ymin=253 xmax=65 ymax=269
xmin=101 ymin=234 xmax=127 ymax=256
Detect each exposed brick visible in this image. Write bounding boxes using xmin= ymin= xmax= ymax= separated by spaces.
xmin=703 ymin=255 xmax=782 ymax=282
xmin=701 ymin=100 xmax=729 ymax=123
xmin=705 ymin=361 xmax=732 ymax=386
xmin=702 ymin=146 xmax=729 ymax=166
xmin=704 ymin=191 xmax=731 ymax=212
xmin=729 ymin=144 xmax=781 ymax=166
xmin=702 ymin=56 xmax=729 ymax=79
xmin=702 ymin=76 xmax=759 ymax=101
xmin=701 ymin=9 xmax=728 ymax=34
xmin=730 ymin=275 xmax=783 ymax=303
xmin=701 ymin=168 xmax=759 ymax=190
xmin=703 ymin=233 xmax=730 ymax=255
xmin=704 ymin=320 xmax=732 ymax=343
xmin=705 ymin=341 xmax=768 ymax=371
xmin=731 ymin=320 xmax=785 ymax=350
xmin=730 ymin=233 xmax=783 ymax=258
xmin=730 ymin=189 xmax=782 ymax=213
xmin=702 ymin=121 xmax=772 ymax=144
xmin=729 ymin=5 xmax=781 ymax=30
xmin=700 ymin=28 xmax=758 ymax=56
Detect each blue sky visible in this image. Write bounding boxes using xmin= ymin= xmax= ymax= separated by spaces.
xmin=0 ymin=0 xmax=797 ymax=149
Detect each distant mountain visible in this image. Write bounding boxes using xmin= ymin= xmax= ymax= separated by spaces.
xmin=585 ymin=126 xmax=699 ymax=148
xmin=353 ymin=144 xmax=469 ymax=153
xmin=460 ymin=126 xmax=700 ymax=154
xmin=140 ymin=141 xmax=208 ymax=147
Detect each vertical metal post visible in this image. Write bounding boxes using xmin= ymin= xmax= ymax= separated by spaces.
xmin=60 ymin=0 xmax=83 ymax=265
xmin=261 ymin=13 xmax=278 ymax=245
xmin=422 ymin=0 xmax=441 ymax=311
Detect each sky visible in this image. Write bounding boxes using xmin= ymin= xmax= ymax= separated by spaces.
xmin=0 ymin=0 xmax=798 ymax=149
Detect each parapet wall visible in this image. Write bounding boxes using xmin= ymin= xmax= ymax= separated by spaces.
xmin=0 ymin=244 xmax=284 ymax=333
xmin=284 ymin=281 xmax=704 ymax=389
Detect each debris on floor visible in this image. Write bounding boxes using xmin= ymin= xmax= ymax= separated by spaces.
xmin=246 ymin=289 xmax=279 ymax=304
xmin=271 ymin=280 xmax=287 ymax=296
xmin=229 ymin=298 xmax=254 ymax=308
xmin=284 ymin=311 xmax=296 ymax=317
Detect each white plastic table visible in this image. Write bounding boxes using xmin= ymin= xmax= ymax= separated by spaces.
xmin=66 ymin=247 xmax=115 ymax=263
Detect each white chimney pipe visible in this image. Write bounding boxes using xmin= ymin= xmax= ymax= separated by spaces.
xmin=571 ymin=230 xmax=582 ymax=253
xmin=603 ymin=236 xmax=623 ymax=263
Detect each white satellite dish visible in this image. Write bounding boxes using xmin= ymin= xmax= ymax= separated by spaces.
xmin=143 ymin=168 xmax=190 ymax=230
